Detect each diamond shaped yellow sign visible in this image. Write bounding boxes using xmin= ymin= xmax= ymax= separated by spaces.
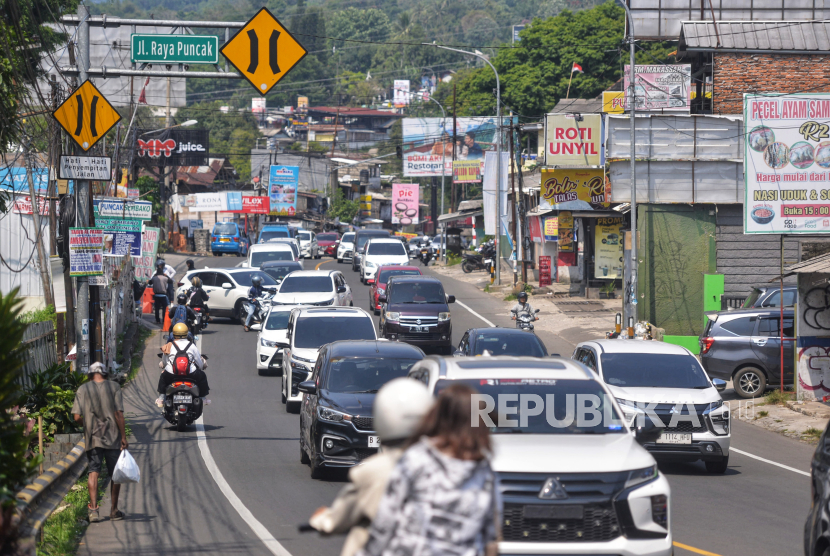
xmin=221 ymin=7 xmax=308 ymax=96
xmin=53 ymin=80 xmax=122 ymax=152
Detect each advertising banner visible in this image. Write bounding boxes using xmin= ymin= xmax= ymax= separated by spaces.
xmin=529 ymin=216 xmax=543 ymax=243
xmin=102 ymin=230 xmax=141 ymax=257
xmin=69 ymin=228 xmax=104 ymax=276
xmin=269 ymin=165 xmax=299 ymax=216
xmin=136 ymin=128 xmax=209 ymax=166
xmin=543 ymin=216 xmax=558 ymax=241
xmin=12 ymin=195 xmax=52 ymax=215
xmin=743 ymin=93 xmax=830 ymax=233
xmin=482 ymin=151 xmax=509 ymax=235
xmin=540 ymin=169 xmax=608 ymax=210
xmin=391 ymin=183 xmax=419 ymax=225
xmin=402 ymin=117 xmax=517 ymax=177
xmin=226 ymin=191 xmax=243 ymax=211
xmin=132 ymin=226 xmax=160 ymax=280
xmin=539 ymin=256 xmax=552 ymax=287
xmin=252 ymin=97 xmax=267 ymax=113
xmin=602 ymin=91 xmax=625 ymax=114
xmin=452 ymin=160 xmax=482 ymax=183
xmin=544 ymin=114 xmax=602 ymax=166
xmin=93 ymin=199 xmax=153 ymax=220
xmin=393 ymin=80 xmax=410 ymax=107
xmin=624 ymin=64 xmax=692 ymax=112
xmin=185 ymin=192 xmax=226 ymax=212
xmin=594 ymin=217 xmax=623 ymax=279
xmin=228 ymin=196 xmax=270 ymax=214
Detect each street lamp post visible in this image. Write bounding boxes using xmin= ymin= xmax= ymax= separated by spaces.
xmin=425 ymin=94 xmax=448 ymax=261
xmin=423 ymin=43 xmax=502 ymax=284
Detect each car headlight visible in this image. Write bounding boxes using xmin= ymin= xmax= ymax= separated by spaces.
xmin=625 ymin=465 xmax=658 ymax=489
xmin=292 ymin=354 xmax=316 ymax=364
xmin=704 ymin=399 xmax=723 ymax=413
xmin=438 ymin=312 xmax=450 ymax=322
xmin=708 ymin=404 xmax=730 ymax=436
xmin=366 ymin=261 xmax=377 ymax=268
xmin=385 ymin=311 xmax=401 ymax=322
xmin=260 ymin=338 xmax=278 ymax=348
xmin=616 ymin=398 xmax=637 ymax=408
xmin=313 ymin=298 xmax=335 ymax=306
xmin=317 ymin=406 xmax=352 ymax=423
xmin=290 ymin=360 xmax=310 ymax=371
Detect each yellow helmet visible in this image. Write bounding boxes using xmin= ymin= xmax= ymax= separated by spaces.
xmin=172 ymin=322 xmax=189 ymax=339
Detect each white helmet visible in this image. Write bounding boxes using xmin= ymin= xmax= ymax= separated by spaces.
xmin=373 ymin=378 xmax=432 ymax=442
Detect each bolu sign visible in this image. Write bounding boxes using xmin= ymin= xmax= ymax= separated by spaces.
xmin=540 ymin=169 xmax=608 ymax=210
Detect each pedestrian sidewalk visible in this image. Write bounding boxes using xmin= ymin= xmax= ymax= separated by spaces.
xmin=729 ymin=393 xmax=830 ymax=444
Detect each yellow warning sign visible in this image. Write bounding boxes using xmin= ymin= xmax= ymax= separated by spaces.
xmin=53 ymin=80 xmax=122 ymax=152
xmin=221 ymin=7 xmax=308 ymax=96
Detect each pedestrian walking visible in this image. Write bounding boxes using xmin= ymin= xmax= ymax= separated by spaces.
xmin=71 ymin=362 xmax=128 ymax=523
xmin=149 ymin=262 xmax=171 ymax=324
xmin=358 ymin=382 xmax=499 ymax=556
xmin=309 ymin=378 xmax=433 ymax=556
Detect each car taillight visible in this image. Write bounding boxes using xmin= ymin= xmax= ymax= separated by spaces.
xmin=177 ymin=281 xmax=184 ymax=287
xmin=212 ymin=236 xmax=218 ymax=242
xmin=700 ymin=337 xmax=715 ymax=354
xmin=233 ymin=236 xmax=239 ymax=241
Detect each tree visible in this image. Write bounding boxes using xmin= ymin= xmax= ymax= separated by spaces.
xmin=328 ymin=186 xmax=359 ymax=223
xmin=326 ymin=7 xmax=392 ymax=73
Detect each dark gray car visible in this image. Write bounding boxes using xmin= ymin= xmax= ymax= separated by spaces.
xmin=699 ymin=308 xmax=794 ymax=398
xmin=741 ymin=285 xmax=796 ymax=308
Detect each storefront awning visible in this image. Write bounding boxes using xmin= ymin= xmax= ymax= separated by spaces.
xmin=569 ymin=211 xmax=626 ymax=218
xmin=437 ymin=210 xmax=483 ymax=223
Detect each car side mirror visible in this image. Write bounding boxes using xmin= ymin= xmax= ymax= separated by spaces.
xmin=298 ymin=381 xmax=317 ymax=395
xmin=712 ymin=378 xmax=727 ymax=392
xmin=250 ymin=323 xmax=262 ymax=331
xmin=276 ymin=342 xmax=289 ymax=350
xmin=378 ymin=294 xmax=387 ymax=303
xmin=633 ymin=419 xmax=663 ymax=445
xmin=337 ymin=285 xmax=347 ymax=293
xmin=447 ymin=295 xmax=456 ymax=304
xmin=222 ymin=282 xmax=233 ymax=289
xmin=534 ymin=308 xmax=540 ymax=313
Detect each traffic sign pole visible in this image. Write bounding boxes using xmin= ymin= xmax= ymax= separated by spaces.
xmin=75 ymin=3 xmax=91 ymax=372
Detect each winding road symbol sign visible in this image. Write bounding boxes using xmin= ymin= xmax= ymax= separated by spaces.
xmin=53 ymin=80 xmax=121 ymax=152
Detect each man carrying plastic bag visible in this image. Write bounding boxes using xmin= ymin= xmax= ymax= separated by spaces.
xmin=72 ymin=362 xmax=129 ymax=523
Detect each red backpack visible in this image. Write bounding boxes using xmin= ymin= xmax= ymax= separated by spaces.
xmin=173 ymin=341 xmax=193 ymax=376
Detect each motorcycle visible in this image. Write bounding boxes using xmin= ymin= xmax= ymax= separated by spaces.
xmin=242 ymin=290 xmax=275 ymax=330
xmin=418 ymin=247 xmax=433 ymax=267
xmin=157 ymin=353 xmax=209 ymax=432
xmin=191 ymin=306 xmax=207 ymax=334
xmin=461 ymin=241 xmax=495 ymax=274
xmin=515 ymin=309 xmax=541 ymax=332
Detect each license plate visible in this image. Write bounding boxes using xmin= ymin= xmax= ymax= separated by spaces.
xmin=368 ymin=436 xmax=381 ymax=448
xmin=220 ymin=238 xmax=230 ymax=242
xmin=173 ymin=395 xmax=192 ymax=404
xmin=523 ymin=504 xmax=583 ymax=519
xmin=656 ymin=432 xmax=692 ymax=444
xmin=409 ymin=326 xmax=427 ymax=333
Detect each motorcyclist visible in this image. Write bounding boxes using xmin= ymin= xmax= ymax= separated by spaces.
xmin=243 ymin=275 xmax=265 ymax=332
xmin=157 ymin=323 xmax=210 ymax=404
xmin=510 ymin=291 xmax=537 ymax=321
xmin=188 ymin=276 xmax=210 ymax=329
xmin=158 ymin=258 xmax=176 ymax=301
xmin=168 ymin=292 xmax=197 ymax=341
xmin=308 ymin=378 xmax=433 ymax=556
xmin=149 ymin=262 xmax=171 ymax=324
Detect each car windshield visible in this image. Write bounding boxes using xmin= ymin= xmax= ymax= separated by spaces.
xmin=265 ymin=310 xmax=291 ymax=330
xmin=260 ymin=230 xmax=288 ymax=241
xmin=251 ymin=250 xmax=293 ymax=266
xmin=293 ymin=316 xmax=376 ymax=348
xmin=318 ymin=233 xmax=338 ymax=241
xmin=600 ymin=353 xmax=711 ymax=389
xmin=341 ymin=233 xmax=354 ymax=243
xmin=378 ymin=269 xmax=420 ymax=284
xmin=742 ymin=289 xmax=763 ymax=308
xmin=357 ymin=234 xmax=387 ymax=249
xmin=232 ymin=271 xmax=277 ymax=287
xmin=389 ymin=281 xmax=445 ymax=304
xmin=214 ymin=223 xmax=237 ymax=235
xmin=472 ymin=332 xmax=547 ymax=357
xmin=325 ymin=357 xmax=420 ymax=393
xmin=280 ymin=276 xmax=332 ymax=293
xmin=261 ymin=264 xmax=301 ymax=281
xmin=368 ymin=242 xmax=407 ymax=256
xmin=298 ymin=232 xmax=312 ymax=241
xmin=434 ymin=379 xmax=625 ymax=435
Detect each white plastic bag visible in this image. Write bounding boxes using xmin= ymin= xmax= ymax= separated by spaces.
xmin=112 ymin=449 xmax=141 ymax=484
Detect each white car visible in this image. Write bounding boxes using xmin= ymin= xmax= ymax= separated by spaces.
xmin=266 ymin=237 xmax=302 ymax=261
xmin=574 ymin=339 xmax=731 ymax=473
xmin=244 ymin=243 xmax=299 ymax=269
xmin=337 ymin=232 xmax=355 ymax=264
xmin=360 ymin=238 xmax=410 ymax=284
xmin=256 ymin=304 xmax=304 ymax=375
xmin=281 ymin=306 xmax=377 ymax=412
xmin=175 ymin=268 xmax=279 ymax=321
xmin=271 ymin=270 xmax=353 ymax=307
xmin=297 ymin=230 xmax=320 ymax=259
xmin=408 ymin=356 xmax=672 ymax=556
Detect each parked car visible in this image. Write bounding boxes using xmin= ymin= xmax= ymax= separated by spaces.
xmin=317 ymin=232 xmax=340 ymax=257
xmin=369 ymin=265 xmax=422 ymax=314
xmin=211 ymin=222 xmax=247 ymax=256
xmin=265 ymin=237 xmax=301 ymax=260
xmin=175 ymin=268 xmax=278 ymax=320
xmin=351 ymin=229 xmax=391 ymax=272
xmin=574 ymin=339 xmax=730 ymax=473
xmin=406 ymin=356 xmax=672 ymax=556
xmin=256 ymin=304 xmax=303 ymax=375
xmin=336 ymin=232 xmax=355 ymax=264
xmin=280 ymin=307 xmax=377 ymax=412
xmin=455 ymin=327 xmax=549 ymax=357
xmin=804 ymin=419 xmax=830 ymax=556
xmin=297 ymin=230 xmax=320 ymax=259
xmin=259 ymin=261 xmax=303 ymax=284
xmin=379 ymin=275 xmax=455 ymax=354
xmin=360 ymin=238 xmax=411 ymax=284
xmin=298 ymin=340 xmax=425 ymax=478
xmin=741 ymin=284 xmax=797 ymax=308
xmin=258 ymin=223 xmax=293 ymax=243
xmin=244 ymin=243 xmax=298 ymax=269
xmin=699 ymin=308 xmax=794 ymax=398
xmin=271 ymin=270 xmax=352 ymax=307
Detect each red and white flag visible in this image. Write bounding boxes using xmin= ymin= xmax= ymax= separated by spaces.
xmin=138 ymin=77 xmax=150 ymax=104
xmin=571 ymin=63 xmax=584 ymax=73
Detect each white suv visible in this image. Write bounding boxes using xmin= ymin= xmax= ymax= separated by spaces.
xmin=337 ymin=232 xmax=355 ymax=264
xmin=271 ymin=270 xmax=353 ymax=307
xmin=407 ymin=356 xmax=672 ymax=556
xmin=175 ymin=268 xmax=278 ymax=321
xmin=297 ymin=230 xmax=320 ymax=259
xmin=360 ymin=238 xmax=410 ymax=284
xmin=280 ymin=307 xmax=377 ymax=412
xmin=256 ymin=304 xmax=304 ymax=375
xmin=574 ymin=339 xmax=731 ymax=473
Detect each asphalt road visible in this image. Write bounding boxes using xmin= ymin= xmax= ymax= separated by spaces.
xmin=81 ymin=253 xmax=815 ymax=556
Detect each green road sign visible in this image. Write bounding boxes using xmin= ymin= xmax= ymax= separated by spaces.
xmin=131 ymin=34 xmax=219 ymax=64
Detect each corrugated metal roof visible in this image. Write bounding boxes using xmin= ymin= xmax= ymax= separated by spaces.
xmin=550 ymin=98 xmax=603 ymax=114
xmin=784 ymin=252 xmax=830 ymax=276
xmin=681 ymin=20 xmax=830 ymax=52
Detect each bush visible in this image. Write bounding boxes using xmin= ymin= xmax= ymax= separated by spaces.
xmin=18 ymin=304 xmax=57 ymax=328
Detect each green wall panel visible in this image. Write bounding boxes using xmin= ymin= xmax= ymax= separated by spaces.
xmin=663 ymin=335 xmax=701 ymax=354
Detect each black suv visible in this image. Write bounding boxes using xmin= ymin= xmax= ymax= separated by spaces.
xmin=297 ymin=340 xmax=425 ymax=479
xmin=350 ymin=229 xmax=391 ymax=272
xmin=379 ymin=276 xmax=455 ymax=354
xmin=699 ymin=308 xmax=794 ymax=398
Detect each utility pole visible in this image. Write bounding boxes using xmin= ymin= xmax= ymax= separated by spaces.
xmin=509 ymin=122 xmax=518 ymax=286
xmin=47 ymin=78 xmax=66 ymax=356
xmin=75 ymin=2 xmax=91 ymax=371
xmin=619 ymin=0 xmax=638 ymax=327
xmin=164 ymin=74 xmax=172 ymax=240
xmin=23 ymin=140 xmax=54 ymax=308
xmin=452 ymin=83 xmax=457 ymax=212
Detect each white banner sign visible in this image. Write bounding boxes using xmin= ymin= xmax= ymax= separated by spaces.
xmin=59 ymin=156 xmax=112 ymax=180
xmin=12 ymin=195 xmax=52 ymax=215
xmin=185 ymin=192 xmax=226 ymax=212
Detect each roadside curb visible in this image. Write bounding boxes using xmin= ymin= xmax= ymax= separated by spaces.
xmin=787 ymin=400 xmax=830 ymax=419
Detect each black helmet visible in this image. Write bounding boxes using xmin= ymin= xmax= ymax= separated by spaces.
xmin=177 ymin=292 xmax=188 ymax=304
xmin=518 ymin=291 xmax=528 ymax=301
xmin=251 ymin=275 xmax=263 ymax=286
xmin=156 ymin=261 xmax=165 ymax=270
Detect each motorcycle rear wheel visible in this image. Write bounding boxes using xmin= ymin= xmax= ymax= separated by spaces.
xmin=462 ymin=261 xmax=475 ymax=274
xmin=176 ymin=418 xmax=187 ymax=432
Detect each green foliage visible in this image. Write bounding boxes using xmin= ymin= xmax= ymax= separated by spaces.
xmin=447 ymin=253 xmax=461 ymax=266
xmin=327 ymin=8 xmax=392 ymax=73
xmin=33 ymin=386 xmax=80 ymax=438
xmin=18 ymin=304 xmax=57 ymax=327
xmin=328 ymin=187 xmax=359 ymax=224
xmin=20 ymin=363 xmax=86 ymax=415
xmin=38 ymin=474 xmax=106 ymax=555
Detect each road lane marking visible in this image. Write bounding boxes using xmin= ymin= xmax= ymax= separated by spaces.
xmin=315 ymin=258 xmax=334 ymax=270
xmin=673 ymin=541 xmax=723 ymax=556
xmin=731 ymin=447 xmax=810 ymax=477
xmin=454 ymin=299 xmax=497 ymax=327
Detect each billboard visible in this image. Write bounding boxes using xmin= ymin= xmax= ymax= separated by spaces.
xmin=602 ymin=91 xmax=625 ymax=114
xmin=252 ymin=97 xmax=267 ymax=113
xmin=452 ymin=160 xmax=482 ymax=183
xmin=393 ymin=80 xmax=410 ymax=108
xmin=743 ymin=93 xmax=830 ymax=233
xmin=540 ymin=169 xmax=608 ymax=210
xmin=391 ymin=183 xmax=419 ymax=225
xmin=402 ymin=117 xmax=517 ymax=177
xmin=133 ymin=226 xmax=160 ymax=280
xmin=624 ymin=65 xmax=691 ymax=112
xmin=594 ymin=217 xmax=623 ymax=279
xmin=544 ymin=114 xmax=602 ymax=166
xmin=136 ymin=128 xmax=209 ymax=166
xmin=269 ymin=165 xmax=299 ymax=217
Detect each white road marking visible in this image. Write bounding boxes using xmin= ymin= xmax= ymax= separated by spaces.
xmin=454 ymin=299 xmax=497 ymax=328
xmin=731 ymin=447 xmax=810 ymax=477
